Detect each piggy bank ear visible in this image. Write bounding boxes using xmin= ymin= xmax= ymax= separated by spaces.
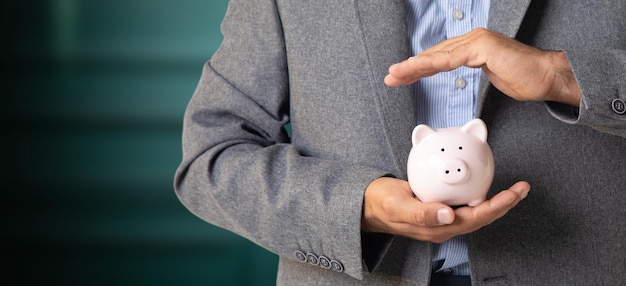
xmin=412 ymin=124 xmax=436 ymax=147
xmin=461 ymin=118 xmax=488 ymax=142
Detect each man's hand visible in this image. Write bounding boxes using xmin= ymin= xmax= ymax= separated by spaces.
xmin=384 ymin=28 xmax=581 ymax=107
xmin=361 ymin=177 xmax=530 ymax=243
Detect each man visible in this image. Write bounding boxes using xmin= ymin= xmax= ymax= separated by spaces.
xmin=174 ymin=0 xmax=626 ymax=285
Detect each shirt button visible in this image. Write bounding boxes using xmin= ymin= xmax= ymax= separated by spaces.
xmin=611 ymin=98 xmax=626 ymax=114
xmin=455 ymin=77 xmax=467 ymax=89
xmin=452 ymin=9 xmax=464 ymax=20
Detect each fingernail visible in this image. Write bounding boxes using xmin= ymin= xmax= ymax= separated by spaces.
xmin=437 ymin=208 xmax=453 ymax=225
xmin=520 ymin=188 xmax=530 ymax=200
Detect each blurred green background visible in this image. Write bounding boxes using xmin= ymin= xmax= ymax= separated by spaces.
xmin=4 ymin=0 xmax=278 ymax=285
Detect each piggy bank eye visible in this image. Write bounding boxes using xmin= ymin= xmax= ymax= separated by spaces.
xmin=458 ymin=146 xmax=463 ymax=150
xmin=440 ymin=148 xmax=445 ymax=152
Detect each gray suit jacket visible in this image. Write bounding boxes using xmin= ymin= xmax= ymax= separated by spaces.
xmin=175 ymin=0 xmax=626 ymax=285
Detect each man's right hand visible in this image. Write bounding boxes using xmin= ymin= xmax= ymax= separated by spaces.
xmin=361 ymin=177 xmax=530 ymax=243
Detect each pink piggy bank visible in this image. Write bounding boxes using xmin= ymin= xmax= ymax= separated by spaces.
xmin=407 ymin=118 xmax=494 ymax=206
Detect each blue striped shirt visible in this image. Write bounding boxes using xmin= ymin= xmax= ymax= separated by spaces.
xmin=405 ymin=0 xmax=490 ymax=276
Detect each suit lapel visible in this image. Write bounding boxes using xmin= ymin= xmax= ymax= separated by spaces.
xmin=476 ymin=0 xmax=532 ymax=116
xmin=354 ymin=0 xmax=415 ymax=177
xmin=488 ymin=0 xmax=533 ymax=37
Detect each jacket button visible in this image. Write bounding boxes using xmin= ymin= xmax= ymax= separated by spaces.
xmin=294 ymin=251 xmax=307 ymax=263
xmin=612 ymin=98 xmax=626 ymax=114
xmin=306 ymin=253 xmax=319 ymax=266
xmin=330 ymin=260 xmax=344 ymax=272
xmin=319 ymin=256 xmax=331 ymax=269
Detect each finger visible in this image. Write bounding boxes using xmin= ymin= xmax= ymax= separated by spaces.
xmin=427 ymin=28 xmax=495 ymax=68
xmin=384 ymin=59 xmax=426 ymax=86
xmin=383 ymin=73 xmax=406 ymax=87
xmin=385 ymin=45 xmax=477 ymax=86
xmin=417 ymin=40 xmax=486 ymax=73
xmin=480 ymin=181 xmax=530 ymax=217
xmin=384 ymin=58 xmax=438 ymax=87
xmin=455 ymin=181 xmax=531 ymax=232
xmin=506 ymin=180 xmax=531 ymax=200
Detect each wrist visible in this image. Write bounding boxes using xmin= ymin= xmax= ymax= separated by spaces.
xmin=546 ymin=51 xmax=582 ymax=107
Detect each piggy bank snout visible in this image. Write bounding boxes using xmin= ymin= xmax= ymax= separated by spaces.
xmin=439 ymin=158 xmax=470 ymax=184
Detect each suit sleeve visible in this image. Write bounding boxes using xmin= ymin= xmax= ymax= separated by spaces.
xmin=546 ymin=48 xmax=626 ymax=138
xmin=173 ymin=0 xmax=390 ymax=280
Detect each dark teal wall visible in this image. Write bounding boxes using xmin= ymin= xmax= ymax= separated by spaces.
xmin=5 ymin=1 xmax=278 ymax=285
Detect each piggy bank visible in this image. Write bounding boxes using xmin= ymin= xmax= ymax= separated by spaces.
xmin=407 ymin=118 xmax=494 ymax=206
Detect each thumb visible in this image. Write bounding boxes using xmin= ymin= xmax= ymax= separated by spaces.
xmin=404 ymin=200 xmax=456 ymax=227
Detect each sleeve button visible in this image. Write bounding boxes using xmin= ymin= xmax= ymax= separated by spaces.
xmin=330 ymin=260 xmax=344 ymax=272
xmin=294 ymin=251 xmax=307 ymax=263
xmin=318 ymin=256 xmax=331 ymax=269
xmin=611 ymin=98 xmax=626 ymax=114
xmin=306 ymin=253 xmax=319 ymax=266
